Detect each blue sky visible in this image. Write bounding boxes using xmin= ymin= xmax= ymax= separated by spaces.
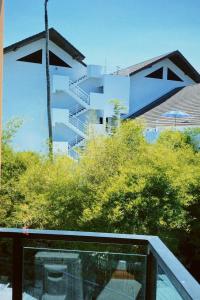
xmin=4 ymin=0 xmax=200 ymax=73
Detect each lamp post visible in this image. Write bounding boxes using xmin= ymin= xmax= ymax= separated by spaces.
xmin=44 ymin=0 xmax=53 ymax=158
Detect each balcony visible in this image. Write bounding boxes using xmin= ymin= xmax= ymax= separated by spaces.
xmin=0 ymin=228 xmax=199 ymax=300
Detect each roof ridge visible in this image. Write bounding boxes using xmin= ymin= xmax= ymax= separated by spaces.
xmin=118 ymin=51 xmax=175 ymax=73
xmin=116 ymin=50 xmax=200 ymax=83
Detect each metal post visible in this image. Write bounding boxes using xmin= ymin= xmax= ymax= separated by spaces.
xmin=12 ymin=238 xmax=23 ymax=300
xmin=146 ymin=249 xmax=157 ymax=300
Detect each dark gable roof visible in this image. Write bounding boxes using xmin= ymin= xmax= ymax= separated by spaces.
xmin=117 ymin=50 xmax=200 ymax=83
xmin=126 ymin=84 xmax=200 ymax=127
xmin=4 ymin=28 xmax=86 ymax=65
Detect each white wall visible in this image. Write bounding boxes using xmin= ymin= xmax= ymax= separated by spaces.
xmin=129 ymin=58 xmax=195 ymax=114
xmin=90 ymin=74 xmax=130 ymax=117
xmin=3 ymin=38 xmax=86 ymax=153
xmin=80 ymin=77 xmax=103 ymax=94
xmin=3 ymin=39 xmax=48 ymax=152
xmin=48 ymin=40 xmax=86 ymax=81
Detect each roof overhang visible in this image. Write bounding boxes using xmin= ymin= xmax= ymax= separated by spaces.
xmin=4 ymin=28 xmax=86 ymax=66
xmin=129 ymin=50 xmax=200 ymax=83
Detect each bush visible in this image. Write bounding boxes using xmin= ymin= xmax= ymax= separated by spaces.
xmin=1 ymin=120 xmax=200 ymax=280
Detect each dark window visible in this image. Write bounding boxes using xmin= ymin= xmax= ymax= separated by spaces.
xmin=167 ymin=68 xmax=183 ymax=82
xmin=145 ymin=67 xmax=163 ymax=79
xmin=17 ymin=49 xmax=42 ymax=64
xmin=99 ymin=117 xmax=103 ymax=124
xmin=99 ymin=86 xmax=104 ymax=93
xmin=49 ymin=51 xmax=71 ymax=67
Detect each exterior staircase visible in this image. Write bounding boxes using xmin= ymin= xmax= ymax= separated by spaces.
xmin=69 ymin=136 xmax=85 ymax=148
xmin=68 ymin=114 xmax=87 ymax=136
xmin=70 ymin=105 xmax=87 ymax=117
xmin=69 ymin=75 xmax=88 ymax=86
xmin=68 ymin=136 xmax=85 ymax=160
xmin=54 ymin=75 xmax=89 ymax=159
xmin=69 ymin=79 xmax=90 ymax=105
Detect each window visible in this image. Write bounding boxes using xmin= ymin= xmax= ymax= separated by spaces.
xmin=167 ymin=68 xmax=183 ymax=82
xmin=49 ymin=51 xmax=71 ymax=67
xmin=99 ymin=117 xmax=103 ymax=124
xmin=17 ymin=49 xmax=42 ymax=64
xmin=145 ymin=67 xmax=163 ymax=79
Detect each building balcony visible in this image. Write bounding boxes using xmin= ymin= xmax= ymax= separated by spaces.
xmin=0 ymin=228 xmax=199 ymax=300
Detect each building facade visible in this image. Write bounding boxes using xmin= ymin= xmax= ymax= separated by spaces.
xmin=3 ymin=28 xmax=200 ymax=157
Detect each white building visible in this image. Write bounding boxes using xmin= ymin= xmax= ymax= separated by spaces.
xmin=3 ymin=28 xmax=200 ymax=157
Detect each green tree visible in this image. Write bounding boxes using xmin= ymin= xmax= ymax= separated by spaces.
xmin=1 ymin=120 xmax=200 ymax=280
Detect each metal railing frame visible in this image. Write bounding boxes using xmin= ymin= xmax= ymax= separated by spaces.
xmin=0 ymin=228 xmax=199 ymax=300
xmin=69 ymin=79 xmax=90 ymax=105
xmin=69 ymin=114 xmax=87 ymax=134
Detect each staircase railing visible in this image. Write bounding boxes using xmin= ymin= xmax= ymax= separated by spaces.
xmin=69 ymin=79 xmax=90 ymax=105
xmin=70 ymin=105 xmax=87 ymax=117
xmin=69 ymin=137 xmax=85 ymax=148
xmin=69 ymin=114 xmax=87 ymax=134
xmin=68 ymin=147 xmax=80 ymax=160
xmin=69 ymin=75 xmax=88 ymax=86
xmin=68 ymin=137 xmax=85 ymax=160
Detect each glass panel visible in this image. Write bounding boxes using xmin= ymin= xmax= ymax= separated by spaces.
xmin=0 ymin=239 xmax=12 ymax=299
xmin=23 ymin=247 xmax=146 ymax=300
xmin=156 ymin=265 xmax=183 ymax=300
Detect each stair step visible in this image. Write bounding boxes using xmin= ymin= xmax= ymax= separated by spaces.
xmin=68 ymin=79 xmax=90 ymax=105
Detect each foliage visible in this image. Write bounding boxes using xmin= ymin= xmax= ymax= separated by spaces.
xmin=1 ymin=120 xmax=200 ymax=279
xmin=2 ymin=118 xmax=23 ymax=145
xmin=109 ymin=99 xmax=126 ymax=132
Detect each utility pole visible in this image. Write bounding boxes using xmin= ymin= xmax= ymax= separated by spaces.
xmin=44 ymin=0 xmax=53 ymax=158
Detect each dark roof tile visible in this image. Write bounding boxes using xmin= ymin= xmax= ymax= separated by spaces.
xmin=127 ymin=84 xmax=200 ymax=127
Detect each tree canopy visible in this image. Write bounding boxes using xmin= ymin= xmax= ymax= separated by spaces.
xmin=1 ymin=120 xmax=200 ymax=279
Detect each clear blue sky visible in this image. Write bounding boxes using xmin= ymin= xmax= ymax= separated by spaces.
xmin=4 ymin=0 xmax=200 ymax=73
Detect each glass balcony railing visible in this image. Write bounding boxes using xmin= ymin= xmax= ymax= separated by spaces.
xmin=0 ymin=228 xmax=199 ymax=300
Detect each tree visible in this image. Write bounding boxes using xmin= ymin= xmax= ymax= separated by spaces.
xmin=1 ymin=120 xmax=200 ymax=280
xmin=44 ymin=0 xmax=53 ymax=158
xmin=109 ymin=99 xmax=126 ymax=133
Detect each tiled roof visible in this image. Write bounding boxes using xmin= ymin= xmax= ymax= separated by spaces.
xmin=116 ymin=50 xmax=200 ymax=83
xmin=127 ymin=84 xmax=200 ymax=127
xmin=116 ymin=52 xmax=171 ymax=76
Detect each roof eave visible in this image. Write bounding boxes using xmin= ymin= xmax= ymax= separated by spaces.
xmin=129 ymin=50 xmax=200 ymax=83
xmin=3 ymin=28 xmax=86 ymax=64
